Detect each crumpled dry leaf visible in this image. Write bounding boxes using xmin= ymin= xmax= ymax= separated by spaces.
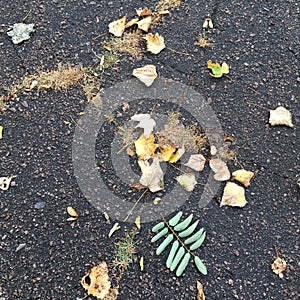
xmin=81 ymin=261 xmax=111 ymax=299
xmin=108 ymin=16 xmax=126 ymax=37
xmin=209 ymin=158 xmax=230 ymax=181
xmin=132 ymin=65 xmax=158 ymax=87
xmin=137 ymin=16 xmax=152 ymax=32
xmin=169 ymin=147 xmax=185 ymax=163
xmin=0 ymin=126 xmax=3 ymax=139
xmin=184 ymin=154 xmax=206 ymax=172
xmin=7 ymin=23 xmax=35 ymax=44
xmin=232 ymin=169 xmax=255 ymax=187
xmin=269 ymin=106 xmax=294 ymax=128
xmin=135 ymin=215 xmax=141 ymax=229
xmin=67 ymin=206 xmax=79 ymax=221
xmin=220 ymin=182 xmax=247 ymax=207
xmin=138 ymin=157 xmax=164 ymax=192
xmin=136 ymin=7 xmax=152 ymax=17
xmin=125 ymin=18 xmax=139 ymax=28
xmin=197 ymin=281 xmax=205 ymax=300
xmin=131 ymin=113 xmax=156 ymax=136
xmin=207 ymin=60 xmax=229 ymax=78
xmin=134 ymin=134 xmax=157 ymax=160
xmin=108 ymin=222 xmax=121 ymax=238
xmin=157 ymin=145 xmax=176 ymax=162
xmin=144 ymin=33 xmax=165 ymax=54
xmin=202 ymin=17 xmax=213 ymax=29
xmin=176 ymin=173 xmax=197 ymax=192
xmin=0 ymin=176 xmax=14 ymax=191
xmin=271 ymin=257 xmax=286 ymax=278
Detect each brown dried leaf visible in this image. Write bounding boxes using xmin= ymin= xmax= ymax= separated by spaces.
xmin=108 ymin=16 xmax=126 ymax=37
xmin=232 ymin=169 xmax=255 ymax=187
xmin=184 ymin=154 xmax=206 ymax=172
xmin=271 ymin=257 xmax=286 ymax=278
xmin=136 ymin=7 xmax=152 ymax=17
xmin=81 ymin=261 xmax=111 ymax=299
xmin=197 ymin=281 xmax=205 ymax=300
xmin=220 ymin=182 xmax=247 ymax=207
xmin=132 ymin=65 xmax=158 ymax=87
xmin=143 ymin=33 xmax=165 ymax=54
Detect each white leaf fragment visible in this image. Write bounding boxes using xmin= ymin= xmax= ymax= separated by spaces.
xmin=7 ymin=23 xmax=35 ymax=44
xmin=269 ymin=106 xmax=294 ymax=128
xmin=131 ymin=113 xmax=156 ymax=137
xmin=108 ymin=222 xmax=120 ymax=238
xmin=132 ymin=65 xmax=158 ymax=87
xmin=0 ymin=176 xmax=15 ymax=191
xmin=184 ymin=154 xmax=206 ymax=172
xmin=209 ymin=158 xmax=230 ymax=181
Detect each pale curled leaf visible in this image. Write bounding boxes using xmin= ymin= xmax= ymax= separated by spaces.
xmin=209 ymin=158 xmax=230 ymax=181
xmin=7 ymin=23 xmax=35 ymax=44
xmin=138 ymin=157 xmax=164 ymax=192
xmin=0 ymin=126 xmax=3 ymax=139
xmin=81 ymin=261 xmax=111 ymax=299
xmin=197 ymin=281 xmax=205 ymax=300
xmin=132 ymin=65 xmax=158 ymax=87
xmin=131 ymin=113 xmax=156 ymax=136
xmin=0 ymin=176 xmax=14 ymax=191
xmin=108 ymin=16 xmax=126 ymax=37
xmin=269 ymin=106 xmax=294 ymax=128
xmin=137 ymin=16 xmax=152 ymax=32
xmin=220 ymin=182 xmax=247 ymax=207
xmin=144 ymin=33 xmax=165 ymax=54
xmin=139 ymin=256 xmax=144 ymax=271
xmin=108 ymin=222 xmax=120 ymax=237
xmin=232 ymin=169 xmax=255 ymax=187
xmin=67 ymin=206 xmax=78 ymax=218
xmin=271 ymin=257 xmax=286 ymax=278
xmin=176 ymin=173 xmax=197 ymax=192
xmin=103 ymin=212 xmax=110 ymax=221
xmin=184 ymin=154 xmax=206 ymax=171
xmin=135 ymin=215 xmax=141 ymax=229
xmin=202 ymin=17 xmax=213 ymax=29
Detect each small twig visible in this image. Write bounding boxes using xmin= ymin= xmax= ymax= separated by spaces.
xmin=167 ymin=47 xmax=191 ymax=56
xmin=224 ymin=74 xmax=234 ymax=82
xmin=247 ymin=86 xmax=260 ymax=94
xmin=22 ymin=8 xmax=33 ymax=22
xmin=123 ymin=189 xmax=148 ymax=222
xmin=246 ymin=101 xmax=270 ymax=111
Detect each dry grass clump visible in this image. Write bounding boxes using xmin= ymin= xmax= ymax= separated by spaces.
xmin=155 ymin=0 xmax=181 ymax=11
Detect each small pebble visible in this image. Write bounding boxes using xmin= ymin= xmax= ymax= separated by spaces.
xmin=34 ymin=202 xmax=46 ymax=209
xmin=15 ymin=243 xmax=26 ymax=252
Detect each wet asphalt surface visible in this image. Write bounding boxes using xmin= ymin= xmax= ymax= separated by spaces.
xmin=0 ymin=0 xmax=299 ymax=299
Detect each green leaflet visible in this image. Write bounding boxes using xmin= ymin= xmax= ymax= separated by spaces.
xmin=194 ymin=256 xmax=207 ymax=275
xmin=152 ymin=222 xmax=165 ymax=233
xmin=184 ymin=228 xmax=204 ymax=244
xmin=189 ymin=231 xmax=206 ymax=251
xmin=178 ymin=220 xmax=199 ymax=238
xmin=174 ymin=213 xmax=193 ymax=231
xmin=156 ymin=234 xmax=174 ymax=255
xmin=169 ymin=211 xmax=183 ymax=226
xmin=151 ymin=227 xmax=168 ymax=243
xmin=176 ymin=252 xmax=191 ymax=277
xmin=170 ymin=246 xmax=185 ymax=271
xmin=166 ymin=240 xmax=179 ymax=268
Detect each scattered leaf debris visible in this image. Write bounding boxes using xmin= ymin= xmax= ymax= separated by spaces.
xmin=269 ymin=106 xmax=294 ymax=128
xmin=7 ymin=23 xmax=35 ymax=44
xmin=220 ymin=182 xmax=247 ymax=208
xmin=81 ymin=261 xmax=111 ymax=299
xmin=271 ymin=257 xmax=287 ymax=278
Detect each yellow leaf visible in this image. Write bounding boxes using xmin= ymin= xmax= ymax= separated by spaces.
xmin=63 ymin=120 xmax=71 ymax=125
xmin=134 ymin=134 xmax=157 ymax=160
xmin=158 ymin=145 xmax=176 ymax=162
xmin=125 ymin=17 xmax=139 ymax=28
xmin=135 ymin=215 xmax=141 ymax=229
xmin=108 ymin=222 xmax=120 ymax=238
xmin=169 ymin=147 xmax=185 ymax=163
xmin=81 ymin=261 xmax=111 ymax=299
xmin=136 ymin=7 xmax=152 ymax=17
xmin=207 ymin=60 xmax=229 ymax=78
xmin=79 ymin=112 xmax=85 ymax=115
xmin=184 ymin=154 xmax=206 ymax=172
xmin=197 ymin=281 xmax=205 ymax=300
xmin=139 ymin=256 xmax=144 ymax=271
xmin=220 ymin=182 xmax=247 ymax=207
xmin=144 ymin=33 xmax=165 ymax=54
xmin=137 ymin=16 xmax=152 ymax=32
xmin=67 ymin=206 xmax=78 ymax=218
xmin=108 ymin=16 xmax=126 ymax=37
xmin=176 ymin=173 xmax=197 ymax=192
xmin=0 ymin=176 xmax=14 ymax=191
xmin=269 ymin=106 xmax=294 ymax=128
xmin=132 ymin=65 xmax=158 ymax=87
xmin=153 ymin=197 xmax=161 ymax=205
xmin=0 ymin=126 xmax=3 ymax=139
xmin=209 ymin=158 xmax=230 ymax=181
xmin=232 ymin=169 xmax=255 ymax=187
xmin=271 ymin=257 xmax=286 ymax=278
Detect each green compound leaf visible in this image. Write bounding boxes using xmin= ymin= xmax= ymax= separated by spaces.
xmin=151 ymin=211 xmax=207 ymax=277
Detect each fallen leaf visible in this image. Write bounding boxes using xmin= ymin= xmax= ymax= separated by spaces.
xmin=126 ymin=147 xmax=136 ymax=156
xmin=103 ymin=212 xmax=110 ymax=221
xmin=67 ymin=206 xmax=79 ymax=222
xmin=140 ymin=256 xmax=144 ymax=271
xmin=176 ymin=173 xmax=197 ymax=192
xmin=7 ymin=23 xmax=35 ymax=44
xmin=138 ymin=157 xmax=164 ymax=192
xmin=153 ymin=197 xmax=161 ymax=205
xmin=0 ymin=176 xmax=14 ymax=191
xmin=184 ymin=154 xmax=206 ymax=171
xmin=132 ymin=65 xmax=158 ymax=87
xmin=158 ymin=145 xmax=176 ymax=162
xmin=220 ymin=182 xmax=247 ymax=207
xmin=81 ymin=261 xmax=111 ymax=299
xmin=269 ymin=106 xmax=294 ymax=128
xmin=125 ymin=17 xmax=139 ymax=28
xmin=135 ymin=215 xmax=141 ymax=229
xmin=144 ymin=33 xmax=165 ymax=54
xmin=136 ymin=7 xmax=152 ymax=17
xmin=232 ymin=169 xmax=255 ymax=187
xmin=108 ymin=16 xmax=126 ymax=37
xmin=108 ymin=223 xmax=120 ymax=238
xmin=137 ymin=16 xmax=152 ymax=32
xmin=134 ymin=134 xmax=157 ymax=160
xmin=131 ymin=113 xmax=156 ymax=136
xmin=0 ymin=126 xmax=3 ymax=139
xmin=197 ymin=281 xmax=205 ymax=300
xmin=209 ymin=158 xmax=230 ymax=181
xmin=202 ymin=17 xmax=213 ymax=29
xmin=207 ymin=60 xmax=229 ymax=78
xmin=271 ymin=257 xmax=287 ymax=278
xmin=169 ymin=147 xmax=185 ymax=163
